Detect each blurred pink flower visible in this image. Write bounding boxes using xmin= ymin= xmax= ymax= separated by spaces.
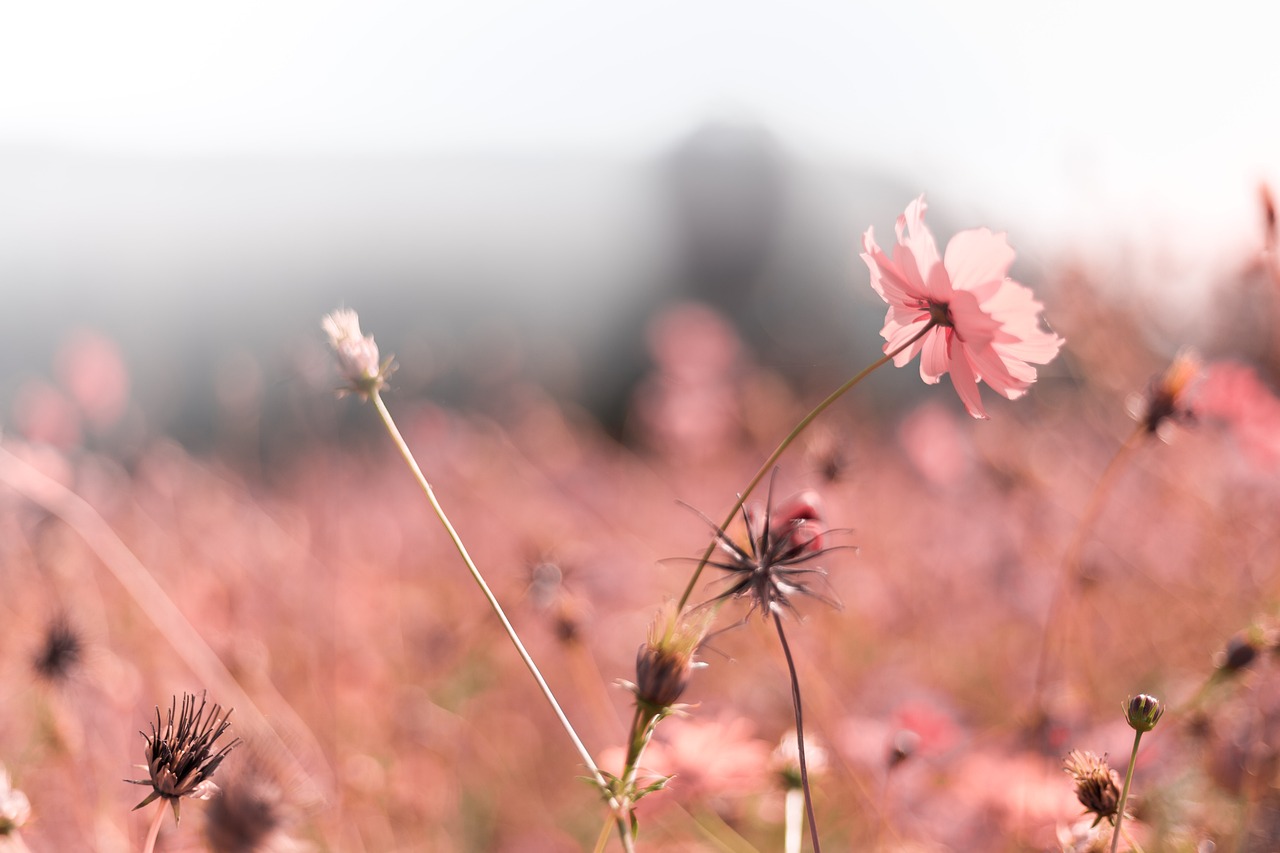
xmin=1197 ymin=360 xmax=1280 ymax=468
xmin=602 ymin=716 xmax=771 ymax=805
xmin=861 ymin=196 xmax=1064 ymax=418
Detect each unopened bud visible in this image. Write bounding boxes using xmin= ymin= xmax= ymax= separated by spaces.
xmin=1124 ymin=694 xmax=1164 ymax=733
xmin=631 ymin=604 xmax=709 ymax=713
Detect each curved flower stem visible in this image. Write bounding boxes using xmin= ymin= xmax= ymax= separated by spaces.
xmin=1030 ymin=424 xmax=1146 ymax=724
xmin=370 ymin=392 xmax=633 ymax=852
xmin=1110 ymin=730 xmax=1144 ymax=853
xmin=676 ymin=321 xmax=939 ymax=611
xmin=774 ymin=611 xmax=821 ymax=853
xmin=141 ymin=803 xmax=166 ymax=853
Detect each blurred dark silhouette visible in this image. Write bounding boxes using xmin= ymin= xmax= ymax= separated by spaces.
xmin=0 ymin=125 xmax=924 ymax=461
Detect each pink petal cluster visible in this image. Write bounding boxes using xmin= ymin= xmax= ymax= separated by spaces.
xmin=861 ymin=196 xmax=1064 ymax=418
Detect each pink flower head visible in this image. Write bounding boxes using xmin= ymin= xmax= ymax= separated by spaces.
xmin=861 ymin=197 xmax=1064 ymax=418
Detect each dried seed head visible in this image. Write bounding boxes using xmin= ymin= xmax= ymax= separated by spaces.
xmin=694 ymin=475 xmax=842 ymax=620
xmin=127 ymin=692 xmax=239 ymax=822
xmin=630 ymin=603 xmax=710 ymax=713
xmin=32 ymin=614 xmax=83 ymax=685
xmin=0 ymin=765 xmax=31 ymax=836
xmin=321 ymin=309 xmax=395 ymax=399
xmin=1063 ymin=750 xmax=1122 ymax=827
xmin=1124 ymin=694 xmax=1165 ymax=733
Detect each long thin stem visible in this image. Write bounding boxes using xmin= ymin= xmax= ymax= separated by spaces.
xmin=1110 ymin=730 xmax=1143 ymax=853
xmin=141 ymin=803 xmax=166 ymax=853
xmin=1030 ymin=425 xmax=1146 ymax=723
xmin=370 ymin=392 xmax=633 ymax=852
xmin=774 ymin=612 xmax=821 ymax=853
xmin=676 ymin=321 xmax=938 ymax=611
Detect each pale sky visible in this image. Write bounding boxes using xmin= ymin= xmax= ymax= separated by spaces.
xmin=2 ymin=2 xmax=1278 ymax=247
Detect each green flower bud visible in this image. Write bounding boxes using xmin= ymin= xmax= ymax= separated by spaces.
xmin=1124 ymin=694 xmax=1164 ymax=733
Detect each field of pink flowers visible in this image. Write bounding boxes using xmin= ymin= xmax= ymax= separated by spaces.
xmin=3 ymin=195 xmax=1280 ymax=852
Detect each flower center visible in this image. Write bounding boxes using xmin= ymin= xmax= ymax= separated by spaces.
xmin=927 ymin=300 xmax=953 ymax=327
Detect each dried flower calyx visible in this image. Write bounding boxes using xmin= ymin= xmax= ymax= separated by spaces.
xmin=1063 ymin=749 xmax=1122 ymax=827
xmin=321 ymin=308 xmax=395 ymax=398
xmin=127 ymin=692 xmax=239 ymax=822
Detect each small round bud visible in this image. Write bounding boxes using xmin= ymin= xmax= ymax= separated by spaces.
xmin=1124 ymin=694 xmax=1164 ymax=733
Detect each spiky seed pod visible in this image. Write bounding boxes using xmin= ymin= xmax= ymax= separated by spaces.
xmin=127 ymin=692 xmax=239 ymax=822
xmin=693 ymin=479 xmax=841 ymax=620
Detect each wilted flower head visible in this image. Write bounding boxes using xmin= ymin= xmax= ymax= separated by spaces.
xmin=629 ymin=603 xmax=711 ymax=714
xmin=0 ymin=765 xmax=31 ymax=835
xmin=321 ymin=308 xmax=394 ymax=399
xmin=128 ymin=692 xmax=238 ymax=822
xmin=694 ymin=479 xmax=840 ymax=619
xmin=1132 ymin=349 xmax=1201 ymax=437
xmin=1124 ymin=694 xmax=1164 ymax=733
xmin=861 ymin=196 xmax=1064 ymax=419
xmin=32 ymin=614 xmax=83 ymax=685
xmin=1063 ymin=749 xmax=1122 ymax=827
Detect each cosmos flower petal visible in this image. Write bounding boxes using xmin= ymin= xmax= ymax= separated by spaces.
xmin=943 ymin=227 xmax=1016 ymax=293
xmin=919 ymin=328 xmax=950 ymax=384
xmin=950 ymin=347 xmax=990 ymax=419
xmin=895 ymin=196 xmax=941 ymax=272
xmin=965 ymin=342 xmax=1029 ymax=398
xmin=885 ymin=318 xmax=933 ymax=367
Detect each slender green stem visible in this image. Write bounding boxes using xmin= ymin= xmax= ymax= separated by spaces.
xmin=774 ymin=612 xmax=821 ymax=853
xmin=1110 ymin=730 xmax=1143 ymax=853
xmin=141 ymin=803 xmax=166 ymax=853
xmin=1030 ymin=425 xmax=1146 ymax=723
xmin=370 ymin=391 xmax=633 ymax=852
xmin=676 ymin=321 xmax=938 ymax=611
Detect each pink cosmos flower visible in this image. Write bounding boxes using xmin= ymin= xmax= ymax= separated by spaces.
xmin=861 ymin=197 xmax=1064 ymax=418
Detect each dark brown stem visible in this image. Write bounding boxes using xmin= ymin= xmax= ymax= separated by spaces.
xmin=774 ymin=611 xmax=821 ymax=853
